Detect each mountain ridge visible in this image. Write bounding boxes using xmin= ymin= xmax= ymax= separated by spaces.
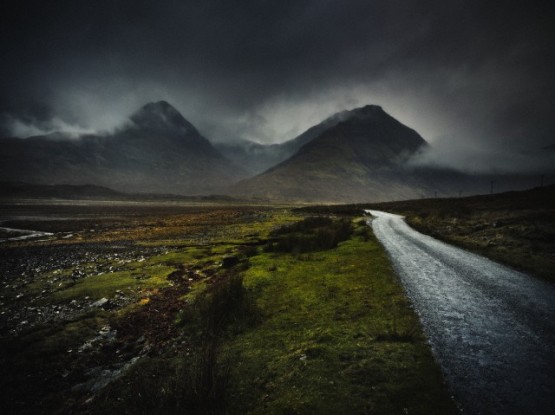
xmin=130 ymin=100 xmax=198 ymax=134
xmin=0 ymin=101 xmax=247 ymax=194
xmin=2 ymin=101 xmax=547 ymax=203
xmin=230 ymin=105 xmax=432 ymax=202
xmin=214 ymin=108 xmax=353 ymax=174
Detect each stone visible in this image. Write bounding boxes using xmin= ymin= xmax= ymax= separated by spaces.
xmin=91 ymin=297 xmax=109 ymax=308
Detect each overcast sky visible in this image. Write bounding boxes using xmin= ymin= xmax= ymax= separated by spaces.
xmin=1 ymin=0 xmax=554 ymax=172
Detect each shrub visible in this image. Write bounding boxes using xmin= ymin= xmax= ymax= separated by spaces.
xmin=96 ymin=343 xmax=229 ymax=415
xmin=200 ymin=274 xmax=254 ymax=335
xmin=265 ymin=216 xmax=353 ymax=253
xmin=178 ymin=273 xmax=258 ymax=336
xmin=122 ymin=273 xmax=257 ymax=414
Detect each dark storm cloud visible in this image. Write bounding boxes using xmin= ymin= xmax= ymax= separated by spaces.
xmin=1 ymin=0 xmax=554 ymax=171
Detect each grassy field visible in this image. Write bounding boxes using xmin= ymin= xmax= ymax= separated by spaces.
xmin=0 ymin=202 xmax=456 ymax=414
xmin=225 ymin=221 xmax=454 ymax=414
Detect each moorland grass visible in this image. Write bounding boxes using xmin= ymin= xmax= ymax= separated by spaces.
xmin=52 ymin=264 xmax=175 ymax=302
xmin=1 ymin=208 xmax=457 ymax=414
xmin=224 ymin=221 xmax=456 ymax=414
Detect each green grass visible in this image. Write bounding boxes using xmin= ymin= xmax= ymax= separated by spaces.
xmin=1 ymin=311 xmax=109 ymax=359
xmin=224 ymin=223 xmax=456 ymax=414
xmin=2 ymin=208 xmax=458 ymax=414
xmin=47 ymin=244 xmax=238 ymax=304
xmin=148 ymin=244 xmax=238 ymax=266
xmin=52 ymin=264 xmax=175 ymax=302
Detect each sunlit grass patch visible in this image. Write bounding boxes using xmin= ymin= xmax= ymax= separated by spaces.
xmin=226 ymin=224 xmax=456 ymax=414
xmin=52 ymin=264 xmax=175 ymax=302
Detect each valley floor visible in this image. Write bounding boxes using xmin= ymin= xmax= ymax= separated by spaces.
xmin=0 ymin=201 xmax=455 ymax=414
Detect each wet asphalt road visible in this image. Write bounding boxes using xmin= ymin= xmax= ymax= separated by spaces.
xmin=367 ymin=210 xmax=555 ymax=415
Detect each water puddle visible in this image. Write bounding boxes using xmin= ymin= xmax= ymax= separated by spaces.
xmin=0 ymin=226 xmax=54 ymax=242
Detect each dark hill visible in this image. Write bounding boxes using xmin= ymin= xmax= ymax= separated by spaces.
xmin=231 ymin=105 xmax=434 ymax=202
xmin=214 ymin=109 xmax=350 ymax=175
xmin=130 ymin=100 xmax=198 ymax=133
xmin=0 ymin=101 xmax=247 ymax=194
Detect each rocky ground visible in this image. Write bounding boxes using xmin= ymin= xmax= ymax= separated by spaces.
xmin=0 ymin=202 xmax=272 ymax=414
xmin=0 ymin=242 xmax=167 ymax=335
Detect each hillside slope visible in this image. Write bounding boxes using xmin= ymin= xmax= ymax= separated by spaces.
xmin=0 ymin=101 xmax=247 ymax=195
xmin=232 ymin=105 xmax=434 ymax=202
xmin=214 ymin=110 xmax=350 ymax=175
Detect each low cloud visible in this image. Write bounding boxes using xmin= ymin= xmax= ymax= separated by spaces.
xmin=411 ymin=136 xmax=555 ymax=174
xmin=1 ymin=1 xmax=553 ymax=173
xmin=1 ymin=114 xmax=95 ymax=138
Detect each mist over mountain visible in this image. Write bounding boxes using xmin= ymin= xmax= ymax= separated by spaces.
xmin=0 ymin=101 xmax=247 ymax=194
xmin=213 ymin=140 xmax=290 ymax=176
xmin=214 ymin=109 xmax=351 ymax=174
xmin=2 ymin=1 xmax=553 ymax=176
xmin=228 ymin=105 xmax=550 ymax=202
xmin=1 ymin=100 xmax=551 ymax=203
xmin=231 ymin=105 xmax=432 ymax=202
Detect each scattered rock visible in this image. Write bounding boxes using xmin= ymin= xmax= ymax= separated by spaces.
xmin=91 ymin=297 xmax=109 ymax=308
xmin=86 ymin=356 xmax=141 ymax=392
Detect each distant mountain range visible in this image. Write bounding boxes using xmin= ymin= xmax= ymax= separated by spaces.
xmin=226 ymin=106 xmax=552 ymax=201
xmin=0 ymin=181 xmax=242 ymax=202
xmin=231 ymin=105 xmax=435 ymax=202
xmin=0 ymin=101 xmax=247 ymax=194
xmin=0 ymin=101 xmax=551 ymax=202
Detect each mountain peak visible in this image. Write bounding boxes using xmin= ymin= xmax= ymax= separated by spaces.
xmin=360 ymin=104 xmax=384 ymax=112
xmin=130 ymin=101 xmax=198 ymax=134
xmin=347 ymin=104 xmax=387 ymax=120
